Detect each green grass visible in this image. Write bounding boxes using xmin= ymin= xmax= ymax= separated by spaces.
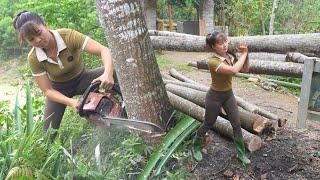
xmin=155 ymin=53 xmax=194 ymax=72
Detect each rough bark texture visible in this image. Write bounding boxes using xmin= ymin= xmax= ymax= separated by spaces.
xmin=196 ymin=59 xmax=303 ymax=77
xmin=150 ymin=33 xmax=320 ymax=57
xmin=167 ymin=92 xmax=262 ymax=152
xmin=96 ymin=0 xmax=173 ymax=127
xmin=249 ymin=52 xmax=286 ymax=62
xmin=140 ymin=0 xmax=156 ymax=30
xmin=165 ymin=83 xmax=275 ymax=134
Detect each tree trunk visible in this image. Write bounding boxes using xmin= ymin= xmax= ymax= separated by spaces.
xmin=199 ymin=0 xmax=214 ymax=34
xmin=140 ymin=0 xmax=157 ymax=30
xmin=167 ymin=92 xmax=262 ymax=152
xmin=195 ymin=59 xmax=303 ymax=77
xmin=150 ymin=33 xmax=320 ymax=57
xmin=258 ymin=0 xmax=266 ymax=35
xmin=165 ymin=84 xmax=276 ymax=134
xmin=167 ymin=5 xmax=173 ymax=32
xmin=269 ymin=0 xmax=279 ymax=35
xmin=96 ymin=0 xmax=173 ymax=127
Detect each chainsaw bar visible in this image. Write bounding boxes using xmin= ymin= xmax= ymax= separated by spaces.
xmin=100 ymin=116 xmax=163 ymax=133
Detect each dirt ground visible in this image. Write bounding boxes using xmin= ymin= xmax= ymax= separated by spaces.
xmin=160 ymin=51 xmax=320 ymax=180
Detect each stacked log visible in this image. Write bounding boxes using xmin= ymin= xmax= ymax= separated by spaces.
xmin=194 ymin=59 xmax=303 ymax=77
xmin=150 ymin=31 xmax=320 ymax=57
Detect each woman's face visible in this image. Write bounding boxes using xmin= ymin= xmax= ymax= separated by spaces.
xmin=25 ymin=25 xmax=52 ymax=49
xmin=212 ymin=35 xmax=229 ymax=54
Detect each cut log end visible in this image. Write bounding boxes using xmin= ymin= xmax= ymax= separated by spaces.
xmin=252 ymin=118 xmax=269 ymax=134
xmin=247 ymin=136 xmax=262 ymax=152
xmin=278 ymin=118 xmax=288 ymax=127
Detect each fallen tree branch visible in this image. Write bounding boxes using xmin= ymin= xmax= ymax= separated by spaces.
xmin=236 ymin=73 xmax=301 ymax=88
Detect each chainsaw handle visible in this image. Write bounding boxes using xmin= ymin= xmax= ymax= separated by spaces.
xmin=78 ymin=81 xmax=101 ymax=117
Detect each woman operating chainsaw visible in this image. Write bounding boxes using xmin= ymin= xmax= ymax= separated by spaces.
xmin=192 ymin=31 xmax=251 ymax=165
xmin=13 ymin=11 xmax=117 ymax=133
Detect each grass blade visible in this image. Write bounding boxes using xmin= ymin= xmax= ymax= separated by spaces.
xmin=26 ymin=81 xmax=33 ymax=136
xmin=13 ymin=90 xmax=22 ymax=135
xmin=155 ymin=120 xmax=200 ymax=175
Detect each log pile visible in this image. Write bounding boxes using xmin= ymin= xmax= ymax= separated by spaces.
xmin=163 ymin=68 xmax=287 ymax=152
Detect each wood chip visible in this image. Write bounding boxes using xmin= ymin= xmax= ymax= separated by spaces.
xmin=223 ymin=169 xmax=234 ymax=177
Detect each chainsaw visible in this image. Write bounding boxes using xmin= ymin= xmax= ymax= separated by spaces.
xmin=78 ymin=81 xmax=163 ymax=133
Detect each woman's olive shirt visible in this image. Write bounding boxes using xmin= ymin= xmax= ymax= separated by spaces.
xmin=28 ymin=28 xmax=89 ymax=82
xmin=208 ymin=53 xmax=235 ymax=92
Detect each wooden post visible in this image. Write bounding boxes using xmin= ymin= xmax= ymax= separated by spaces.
xmin=297 ymin=58 xmax=315 ymax=128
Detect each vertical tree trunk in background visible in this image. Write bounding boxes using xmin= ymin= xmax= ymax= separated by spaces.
xmin=259 ymin=0 xmax=266 ymax=35
xmin=96 ymin=0 xmax=174 ymax=127
xmin=167 ymin=5 xmax=173 ymax=31
xmin=269 ymin=0 xmax=279 ymax=35
xmin=199 ymin=0 xmax=214 ymax=34
xmin=221 ymin=0 xmax=226 ymax=29
xmin=140 ymin=0 xmax=157 ymax=30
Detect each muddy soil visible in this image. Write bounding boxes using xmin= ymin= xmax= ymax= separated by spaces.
xmin=160 ymin=51 xmax=320 ymax=180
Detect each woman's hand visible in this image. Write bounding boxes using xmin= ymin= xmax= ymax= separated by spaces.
xmin=236 ymin=40 xmax=248 ymax=55
xmin=69 ymin=99 xmax=79 ymax=112
xmin=92 ymin=73 xmax=114 ymax=90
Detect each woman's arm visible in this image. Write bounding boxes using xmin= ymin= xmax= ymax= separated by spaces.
xmin=83 ymin=38 xmax=114 ymax=89
xmin=216 ymin=41 xmax=248 ymax=75
xmin=34 ymin=75 xmax=78 ymax=112
xmin=240 ymin=54 xmax=250 ymax=73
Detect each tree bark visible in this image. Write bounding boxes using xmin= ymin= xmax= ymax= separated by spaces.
xmin=167 ymin=92 xmax=262 ymax=152
xmin=167 ymin=5 xmax=173 ymax=32
xmin=269 ymin=0 xmax=279 ymax=35
xmin=96 ymin=0 xmax=173 ymax=127
xmin=165 ymin=83 xmax=276 ymax=134
xmin=195 ymin=59 xmax=303 ymax=77
xmin=285 ymin=52 xmax=312 ymax=63
xmin=140 ymin=0 xmax=157 ymax=30
xmin=150 ymin=33 xmax=320 ymax=57
xmin=249 ymin=52 xmax=286 ymax=62
xmin=199 ymin=0 xmax=214 ymax=34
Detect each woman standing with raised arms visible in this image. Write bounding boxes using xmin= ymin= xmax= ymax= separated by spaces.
xmin=192 ymin=31 xmax=251 ymax=165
